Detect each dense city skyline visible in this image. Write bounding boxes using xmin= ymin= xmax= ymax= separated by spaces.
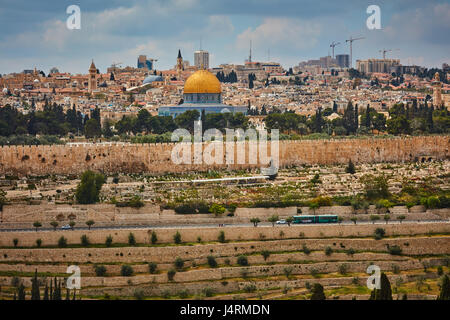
xmin=0 ymin=0 xmax=449 ymax=74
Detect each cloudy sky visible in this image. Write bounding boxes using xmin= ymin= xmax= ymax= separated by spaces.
xmin=0 ymin=0 xmax=449 ymax=75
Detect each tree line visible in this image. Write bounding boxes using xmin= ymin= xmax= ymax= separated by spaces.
xmin=0 ymin=102 xmax=97 ymax=137
xmin=12 ymin=270 xmax=79 ymax=300
xmin=1 ymin=99 xmax=448 ymax=141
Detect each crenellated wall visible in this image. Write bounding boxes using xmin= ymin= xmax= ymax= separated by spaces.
xmin=0 ymin=136 xmax=448 ymax=175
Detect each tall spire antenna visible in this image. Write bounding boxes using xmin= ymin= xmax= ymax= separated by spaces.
xmin=249 ymin=40 xmax=252 ymax=63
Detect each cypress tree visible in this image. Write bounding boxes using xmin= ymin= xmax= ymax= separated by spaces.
xmin=364 ymin=105 xmax=371 ymax=128
xmin=49 ymin=279 xmax=53 ymax=300
xmin=346 ymin=159 xmax=356 ymax=174
xmin=17 ymin=283 xmax=26 ymax=300
xmin=31 ymin=269 xmax=41 ymax=300
xmin=343 ymin=101 xmax=355 ymax=134
xmin=369 ymin=273 xmax=393 ymax=300
xmin=426 ymin=106 xmax=434 ymax=133
xmin=43 ymin=282 xmax=49 ymax=300
xmin=73 ymin=289 xmax=77 ymax=300
xmin=437 ymin=275 xmax=450 ymax=300
xmin=66 ymin=288 xmax=70 ymax=300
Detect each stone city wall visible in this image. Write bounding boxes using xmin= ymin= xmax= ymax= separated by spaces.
xmin=1 ymin=233 xmax=449 ymax=265
xmin=0 ymin=136 xmax=448 ymax=175
xmin=0 ymin=222 xmax=449 ymax=248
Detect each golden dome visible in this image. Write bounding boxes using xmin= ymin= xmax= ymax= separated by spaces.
xmin=184 ymin=69 xmax=221 ymax=94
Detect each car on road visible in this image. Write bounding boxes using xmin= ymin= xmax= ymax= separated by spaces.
xmin=61 ymin=224 xmax=71 ymax=230
xmin=276 ymin=219 xmax=287 ymax=225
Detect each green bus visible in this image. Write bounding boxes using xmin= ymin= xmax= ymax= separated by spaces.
xmin=292 ymin=215 xmax=338 ymax=224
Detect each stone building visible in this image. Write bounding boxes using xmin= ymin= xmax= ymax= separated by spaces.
xmin=88 ymin=60 xmax=98 ymax=93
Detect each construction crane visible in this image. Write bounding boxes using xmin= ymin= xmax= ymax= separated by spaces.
xmin=379 ymin=48 xmax=399 ymax=59
xmin=330 ymin=41 xmax=340 ymax=59
xmin=110 ymin=62 xmax=123 ymax=71
xmin=345 ymin=36 xmax=365 ymax=68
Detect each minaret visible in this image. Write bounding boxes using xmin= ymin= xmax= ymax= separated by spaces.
xmin=176 ymin=49 xmax=184 ymax=80
xmin=432 ymin=72 xmax=442 ymax=107
xmin=88 ymin=60 xmax=97 ymax=93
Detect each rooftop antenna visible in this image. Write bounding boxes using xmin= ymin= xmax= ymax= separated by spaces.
xmin=249 ymin=40 xmax=252 ymax=63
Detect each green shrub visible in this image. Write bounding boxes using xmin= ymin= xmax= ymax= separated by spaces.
xmin=173 ymin=231 xmax=182 ymax=244
xmin=105 ymin=235 xmax=113 ymax=247
xmin=325 ymin=246 xmax=333 ymax=256
xmin=426 ymin=196 xmax=440 ymax=209
xmin=174 ymin=257 xmax=184 ymax=270
xmin=148 ymin=262 xmax=157 ymax=274
xmin=197 ymin=202 xmax=210 ymax=214
xmin=94 ymin=265 xmax=107 ymax=276
xmin=346 ymin=248 xmax=356 ymax=256
xmin=218 ymin=231 xmax=226 ymax=243
xmin=167 ymin=269 xmax=176 ymax=281
xmin=237 ymin=255 xmax=249 ymax=266
xmin=302 ymin=244 xmax=311 ymax=255
xmin=81 ymin=234 xmax=90 ymax=247
xmin=388 ymin=245 xmax=402 ymax=255
xmin=151 ymin=231 xmax=158 ymax=244
xmin=374 ymin=228 xmax=386 ymax=240
xmin=261 ymin=250 xmax=271 ymax=261
xmin=120 ymin=265 xmax=134 ymax=276
xmin=209 ymin=203 xmax=226 ymax=216
xmin=370 ymin=215 xmax=381 ymax=223
xmin=174 ymin=203 xmax=196 ymax=214
xmin=338 ymin=264 xmax=348 ymax=275
xmin=376 ymin=199 xmax=394 ymax=209
xmin=58 ymin=236 xmax=67 ymax=248
xmin=128 ymin=233 xmax=136 ymax=246
xmin=35 ymin=239 xmax=42 ymax=248
xmin=243 ymin=284 xmax=257 ymax=293
xmin=207 ymin=256 xmax=218 ymax=268
xmin=13 ymin=238 xmax=19 ymax=247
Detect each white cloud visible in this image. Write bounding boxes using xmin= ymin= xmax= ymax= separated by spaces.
xmin=207 ymin=15 xmax=234 ymax=35
xmin=236 ymin=18 xmax=321 ymax=51
xmin=383 ymin=3 xmax=450 ymax=44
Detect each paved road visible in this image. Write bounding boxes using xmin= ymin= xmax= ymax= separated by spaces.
xmin=0 ymin=220 xmax=447 ymax=233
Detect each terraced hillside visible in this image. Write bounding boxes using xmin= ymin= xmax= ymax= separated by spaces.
xmin=0 ymin=223 xmax=449 ymax=300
